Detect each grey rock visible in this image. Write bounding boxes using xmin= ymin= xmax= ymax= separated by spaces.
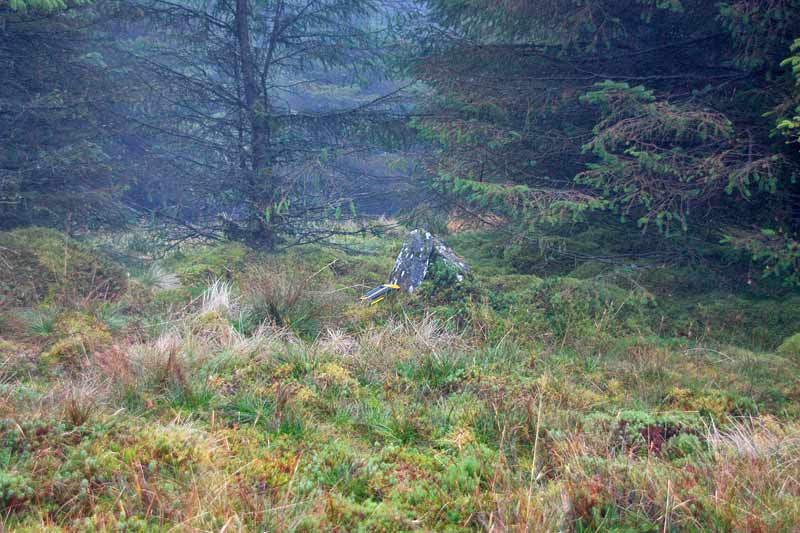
xmin=388 ymin=229 xmax=470 ymax=293
xmin=432 ymin=238 xmax=470 ymax=278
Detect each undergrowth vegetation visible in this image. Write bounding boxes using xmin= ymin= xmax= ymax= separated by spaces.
xmin=1 ymin=225 xmax=799 ymax=530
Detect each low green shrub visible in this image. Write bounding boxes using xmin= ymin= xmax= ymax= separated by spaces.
xmin=663 ymin=433 xmax=706 ymax=460
xmin=777 ymin=333 xmax=800 ymax=359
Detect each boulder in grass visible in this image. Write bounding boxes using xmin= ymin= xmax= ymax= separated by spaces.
xmin=388 ymin=229 xmax=470 ymax=293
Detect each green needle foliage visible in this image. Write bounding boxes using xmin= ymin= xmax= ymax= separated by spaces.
xmin=411 ymin=0 xmax=800 ymax=283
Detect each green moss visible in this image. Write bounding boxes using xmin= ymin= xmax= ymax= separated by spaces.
xmin=569 ymin=260 xmax=609 ymax=279
xmin=483 ymin=273 xmax=542 ymax=293
xmin=417 ymin=256 xmax=480 ymax=308
xmin=444 ymin=230 xmax=515 ymax=275
xmin=777 ymin=333 xmax=800 ymax=359
xmin=54 ymin=312 xmax=112 ymax=348
xmin=150 ymin=287 xmax=193 ymax=309
xmin=173 ymin=242 xmax=248 ymax=286
xmin=0 ymin=470 xmax=33 ymax=512
xmin=664 ymin=433 xmax=706 ymax=460
xmin=39 ymin=312 xmax=112 ymax=368
xmin=191 ymin=311 xmax=231 ymax=336
xmin=3 ymin=228 xmax=800 ymax=531
xmin=638 ymin=263 xmax=729 ymax=296
xmin=661 ymin=295 xmax=800 ymax=350
xmin=0 ymin=227 xmax=127 ymax=306
xmin=41 ymin=336 xmax=86 ymax=367
xmin=533 ymin=276 xmax=655 ymax=341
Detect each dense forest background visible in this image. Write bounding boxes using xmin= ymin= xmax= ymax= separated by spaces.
xmin=2 ymin=0 xmax=800 ymax=282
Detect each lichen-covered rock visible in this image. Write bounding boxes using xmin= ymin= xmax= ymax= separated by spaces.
xmin=432 ymin=238 xmax=470 ymax=277
xmin=388 ymin=229 xmax=469 ymax=293
xmin=388 ymin=230 xmax=435 ymax=293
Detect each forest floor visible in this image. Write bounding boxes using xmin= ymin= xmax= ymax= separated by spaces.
xmin=1 ymin=224 xmax=800 ymax=531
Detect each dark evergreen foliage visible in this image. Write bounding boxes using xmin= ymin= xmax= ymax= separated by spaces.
xmin=0 ymin=0 xmax=134 ymax=229
xmin=412 ymin=0 xmax=800 ymax=283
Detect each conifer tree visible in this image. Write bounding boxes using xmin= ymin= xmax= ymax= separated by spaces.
xmin=121 ymin=0 xmax=401 ymax=248
xmin=0 ymin=0 xmax=136 ymax=229
xmin=413 ymin=0 xmax=800 ymax=281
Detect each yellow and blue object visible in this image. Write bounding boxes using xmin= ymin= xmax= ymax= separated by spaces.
xmin=360 ymin=283 xmax=400 ymax=305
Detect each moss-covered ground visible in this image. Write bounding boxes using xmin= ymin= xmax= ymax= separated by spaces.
xmin=1 ymin=226 xmax=799 ymax=531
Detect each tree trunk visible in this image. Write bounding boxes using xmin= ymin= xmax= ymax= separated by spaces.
xmin=234 ymin=0 xmax=274 ymax=248
xmin=235 ymin=0 xmax=266 ymax=176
